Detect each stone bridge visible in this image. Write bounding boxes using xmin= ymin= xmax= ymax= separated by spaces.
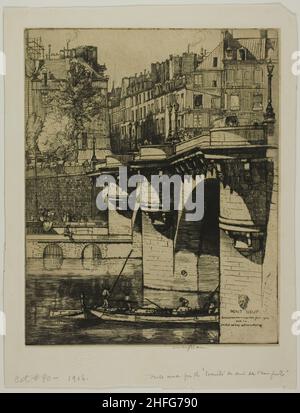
xmin=89 ymin=123 xmax=278 ymax=343
xmin=26 ymin=123 xmax=278 ymax=344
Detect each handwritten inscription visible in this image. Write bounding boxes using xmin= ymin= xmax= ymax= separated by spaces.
xmin=15 ymin=373 xmax=88 ymax=385
xmin=148 ymin=368 xmax=289 ymax=382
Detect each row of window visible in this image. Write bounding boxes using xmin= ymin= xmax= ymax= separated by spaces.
xmin=113 ymin=91 xmax=263 ymax=126
xmin=199 ymin=48 xmax=248 ymax=72
xmin=120 ymin=117 xmax=166 ymax=139
xmin=226 ymin=68 xmax=263 ymax=84
xmin=125 ymin=89 xmax=154 ymax=107
xmin=117 ymin=93 xmax=263 ymax=137
xmin=224 ymin=92 xmax=263 ymax=111
xmin=194 ymin=68 xmax=263 ymax=89
xmin=225 ymin=47 xmax=248 ymax=61
xmin=118 ymin=94 xmax=186 ymax=123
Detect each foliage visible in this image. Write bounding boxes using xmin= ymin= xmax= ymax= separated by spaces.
xmin=37 ymin=109 xmax=76 ymax=161
xmin=49 ymin=60 xmax=104 ymax=154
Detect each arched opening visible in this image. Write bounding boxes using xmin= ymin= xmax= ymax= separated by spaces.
xmin=43 ymin=243 xmax=63 ymax=270
xmin=81 ymin=244 xmax=102 ymax=270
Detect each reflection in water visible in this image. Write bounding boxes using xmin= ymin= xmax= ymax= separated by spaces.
xmin=26 ymin=270 xmax=219 ymax=345
xmin=43 ymin=244 xmax=64 ymax=270
xmin=81 ymin=245 xmax=102 ymax=270
xmin=43 ymin=257 xmax=63 ymax=271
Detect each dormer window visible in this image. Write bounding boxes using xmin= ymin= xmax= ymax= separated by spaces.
xmin=238 ymin=48 xmax=247 ymax=61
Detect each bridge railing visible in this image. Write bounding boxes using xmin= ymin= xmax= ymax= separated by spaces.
xmin=209 ymin=125 xmax=267 ymax=147
xmin=174 ymin=125 xmax=266 ymax=155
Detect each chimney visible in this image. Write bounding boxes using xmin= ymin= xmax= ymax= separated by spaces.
xmin=260 ymin=29 xmax=268 ymax=39
xmin=48 ymin=44 xmax=51 ymax=60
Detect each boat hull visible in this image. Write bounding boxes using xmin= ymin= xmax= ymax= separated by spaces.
xmin=49 ymin=309 xmax=86 ymax=319
xmin=89 ymin=309 xmax=219 ymax=325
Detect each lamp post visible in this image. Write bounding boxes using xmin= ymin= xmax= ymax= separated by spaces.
xmin=173 ymin=101 xmax=180 ymax=142
xmin=128 ymin=122 xmax=132 ymax=151
xmin=134 ymin=121 xmax=138 ymax=152
xmin=167 ymin=104 xmax=173 ymax=140
xmin=264 ymin=59 xmax=275 ymax=121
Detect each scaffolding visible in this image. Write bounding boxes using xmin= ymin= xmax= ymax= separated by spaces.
xmin=25 ymin=32 xmax=45 ymax=61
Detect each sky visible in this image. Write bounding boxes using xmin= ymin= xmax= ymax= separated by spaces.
xmin=27 ymin=28 xmax=223 ymax=88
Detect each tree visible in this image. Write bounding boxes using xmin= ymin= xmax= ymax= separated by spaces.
xmin=48 ymin=60 xmax=105 ymax=160
xmin=37 ymin=109 xmax=76 ymax=162
xmin=25 ymin=112 xmax=43 ymax=162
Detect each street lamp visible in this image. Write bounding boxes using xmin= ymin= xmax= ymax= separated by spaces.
xmin=173 ymin=101 xmax=180 ymax=142
xmin=91 ymin=134 xmax=97 ymax=169
xmin=128 ymin=122 xmax=132 ymax=151
xmin=134 ymin=121 xmax=139 ymax=152
xmin=167 ymin=104 xmax=173 ymax=140
xmin=264 ymin=58 xmax=275 ymax=121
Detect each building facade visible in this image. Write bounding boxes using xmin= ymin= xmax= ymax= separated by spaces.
xmin=108 ymin=29 xmax=278 ymax=154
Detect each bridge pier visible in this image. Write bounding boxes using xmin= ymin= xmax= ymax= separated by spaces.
xmin=142 ymin=176 xmax=220 ymax=310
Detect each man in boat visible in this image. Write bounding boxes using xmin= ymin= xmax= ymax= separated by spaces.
xmin=208 ymin=301 xmax=218 ymax=315
xmin=124 ymin=292 xmax=131 ymax=312
xmin=176 ymin=297 xmax=191 ymax=314
xmin=102 ymin=288 xmax=110 ymax=309
xmin=80 ymin=292 xmax=87 ymax=313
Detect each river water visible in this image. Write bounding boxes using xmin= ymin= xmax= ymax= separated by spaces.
xmin=26 ymin=258 xmax=219 ymax=345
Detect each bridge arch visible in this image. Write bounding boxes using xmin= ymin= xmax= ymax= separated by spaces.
xmin=81 ymin=244 xmax=102 ymax=269
xmin=43 ymin=243 xmax=63 ymax=270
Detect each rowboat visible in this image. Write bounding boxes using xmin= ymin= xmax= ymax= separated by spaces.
xmin=49 ymin=309 xmax=86 ymax=319
xmin=89 ymin=308 xmax=218 ymax=325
